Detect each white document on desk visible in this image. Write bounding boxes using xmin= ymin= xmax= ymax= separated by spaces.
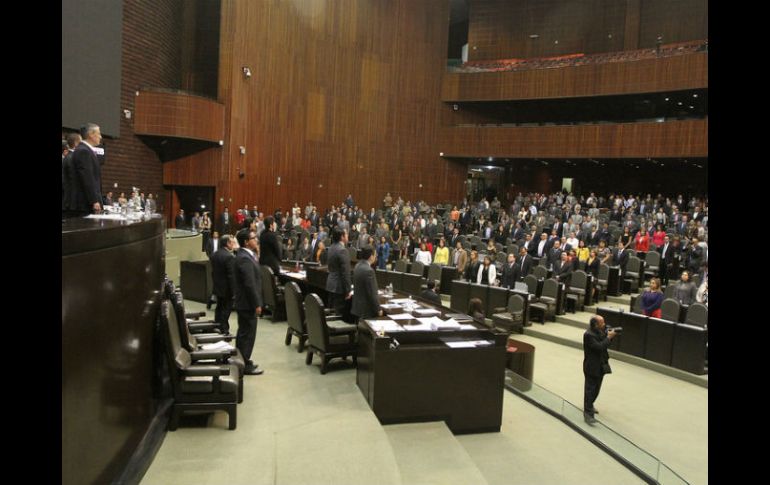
xmin=389 ymin=313 xmax=413 ymax=320
xmin=402 ymin=322 xmax=433 ymax=331
xmin=413 ymin=308 xmax=441 ymax=316
xmin=200 ymin=341 xmax=234 ymax=351
xmin=443 ymin=341 xmax=477 ymax=348
xmin=367 ymin=320 xmax=404 ymax=332
xmin=459 ymin=324 xmax=477 ymax=330
xmin=388 ymin=298 xmax=415 ymax=304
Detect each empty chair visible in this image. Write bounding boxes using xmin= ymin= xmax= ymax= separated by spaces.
xmin=623 ymin=256 xmax=642 ymax=293
xmin=395 ymin=259 xmax=408 ymax=273
xmin=162 ymin=300 xmax=239 ymax=430
xmin=260 ymin=266 xmax=287 ymax=322
xmin=663 ymin=284 xmax=676 ymax=301
xmin=533 ymin=265 xmax=548 ymax=279
xmin=660 ymin=298 xmax=681 ymax=322
xmin=427 ymin=264 xmax=442 ymax=285
xmin=410 ymin=261 xmax=425 ymax=277
xmin=284 ymin=282 xmax=309 ymax=352
xmin=684 ymin=302 xmax=708 ymax=328
xmin=524 ymin=274 xmax=539 ymax=297
xmin=304 ymin=294 xmax=357 ymax=374
xmin=487 ymin=285 xmax=510 ymax=317
xmin=491 ymin=294 xmax=525 ymax=333
xmin=644 ymin=251 xmax=661 ymax=279
xmin=566 ymin=270 xmax=588 ymax=312
xmin=537 ymin=278 xmax=559 ymax=321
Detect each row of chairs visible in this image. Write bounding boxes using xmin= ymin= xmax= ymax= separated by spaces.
xmin=631 ymin=297 xmax=708 ymax=328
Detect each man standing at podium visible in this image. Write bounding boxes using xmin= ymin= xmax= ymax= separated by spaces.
xmin=583 ymin=315 xmax=617 ymax=423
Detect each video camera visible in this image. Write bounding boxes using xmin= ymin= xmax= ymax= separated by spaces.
xmin=608 ymin=326 xmax=623 ymax=334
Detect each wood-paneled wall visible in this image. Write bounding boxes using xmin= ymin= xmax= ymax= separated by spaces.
xmin=163 ymin=0 xmax=467 ymax=215
xmin=442 ymin=51 xmax=708 ymax=101
xmin=466 ymin=0 xmax=707 ymax=61
xmin=134 ymin=89 xmax=225 ymax=142
xmin=439 ymin=119 xmax=708 ymax=158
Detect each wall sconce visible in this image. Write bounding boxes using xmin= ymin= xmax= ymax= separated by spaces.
xmin=277 ymin=176 xmax=281 ymax=186
xmin=123 ymin=109 xmax=132 ymax=119
xmin=239 ymin=146 xmax=246 ymax=155
xmin=242 ymin=66 xmax=252 ymax=78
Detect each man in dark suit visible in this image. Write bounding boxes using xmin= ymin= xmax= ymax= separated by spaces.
xmin=325 ymin=227 xmax=353 ymax=321
xmin=205 ymin=231 xmax=221 ymax=258
xmin=500 ymin=253 xmax=520 ymax=289
xmin=61 ymin=133 xmax=82 ymax=216
xmin=258 ymin=216 xmax=283 ymax=275
xmin=352 ymin=247 xmax=383 ymax=320
xmin=210 ymin=234 xmax=236 ymax=333
xmin=68 ymin=123 xmax=103 ymax=217
xmin=220 ymin=207 xmax=232 ymax=235
xmin=583 ymin=315 xmax=617 ymax=422
xmin=548 ymin=240 xmax=563 ymax=268
xmin=659 ymin=235 xmax=677 ymax=285
xmin=611 ymin=241 xmax=629 ymax=276
xmin=233 ymin=229 xmax=264 ymax=375
xmin=518 ymin=247 xmax=533 ymax=280
xmin=174 ymin=209 xmax=186 ymax=229
xmin=552 ymin=252 xmax=573 ymax=287
xmin=420 ymin=279 xmax=443 ymax=305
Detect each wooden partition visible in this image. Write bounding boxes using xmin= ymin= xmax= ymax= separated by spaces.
xmin=439 ymin=119 xmax=707 ymax=159
xmin=442 ymin=52 xmax=707 ymax=102
xmin=134 ymin=88 xmax=225 ymax=142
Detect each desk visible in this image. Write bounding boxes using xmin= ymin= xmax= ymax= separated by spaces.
xmin=506 ymin=338 xmax=535 ymax=383
xmin=356 ymin=290 xmax=507 ymax=434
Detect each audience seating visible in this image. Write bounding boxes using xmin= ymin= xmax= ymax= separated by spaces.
xmin=304 ymin=294 xmax=357 ymax=374
xmin=566 ymin=270 xmax=588 ymax=312
xmin=260 ymin=266 xmax=287 ymax=322
xmin=491 ymin=294 xmax=526 ymax=333
xmin=284 ymin=282 xmax=309 ymax=352
xmin=660 ymin=298 xmax=681 ymax=322
xmin=684 ymin=303 xmax=708 ymax=328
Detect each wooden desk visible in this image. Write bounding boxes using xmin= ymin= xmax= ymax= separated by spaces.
xmin=356 ymin=291 xmax=507 ymax=434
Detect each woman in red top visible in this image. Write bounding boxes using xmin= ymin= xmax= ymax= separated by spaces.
xmin=652 ymin=224 xmax=666 ymax=247
xmin=634 ymin=230 xmax=650 ymax=252
xmin=300 ymin=216 xmax=312 ymax=231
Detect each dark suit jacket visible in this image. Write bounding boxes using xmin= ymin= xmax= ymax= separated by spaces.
xmin=259 ymin=229 xmax=283 ymax=275
xmin=419 ymin=289 xmax=443 ymax=306
xmin=612 ymin=249 xmax=629 ymax=272
xmin=70 ymin=143 xmax=102 ymax=213
xmin=518 ymin=254 xmax=533 ymax=279
xmin=500 ymin=262 xmax=521 ymax=289
xmin=210 ymin=248 xmax=235 ymax=298
xmin=325 ymin=242 xmax=352 ymax=295
xmin=552 ymin=260 xmax=573 ymax=285
xmin=548 ymin=248 xmax=563 ymax=267
xmin=583 ymin=327 xmax=611 ymax=377
xmin=233 ymin=249 xmax=263 ymax=312
xmin=352 ymin=261 xmax=381 ymax=319
xmin=61 ymin=152 xmax=76 ymax=211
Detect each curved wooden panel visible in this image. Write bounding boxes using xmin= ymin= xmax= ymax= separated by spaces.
xmin=442 ymin=52 xmax=707 ymax=101
xmin=134 ymin=88 xmax=225 ymax=142
xmin=439 ymin=119 xmax=707 ymax=158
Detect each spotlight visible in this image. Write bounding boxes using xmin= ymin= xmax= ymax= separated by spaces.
xmin=242 ymin=66 xmax=252 ymax=78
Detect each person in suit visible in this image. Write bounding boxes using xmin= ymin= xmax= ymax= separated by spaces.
xmin=464 ymin=250 xmax=480 ymax=282
xmin=220 ymin=207 xmax=232 ymax=235
xmin=548 ymin=240 xmax=563 ymax=269
xmin=583 ymin=315 xmax=617 ymax=422
xmin=517 ymin=247 xmax=533 ymax=280
xmin=67 ymin=123 xmax=103 ymax=217
xmin=205 ymin=231 xmax=221 ymax=257
xmin=612 ymin=240 xmax=629 ymax=277
xmin=61 ymin=132 xmax=82 ymax=216
xmin=351 ymin=246 xmax=383 ymax=321
xmin=233 ymin=229 xmax=264 ymax=375
xmin=552 ymin=252 xmax=573 ymax=286
xmin=258 ymin=216 xmax=283 ymax=276
xmin=325 ymin=227 xmax=353 ymax=321
xmin=420 ymin=280 xmax=443 ymax=306
xmin=296 ymin=236 xmax=312 ymax=262
xmin=453 ymin=241 xmax=468 ymax=275
xmin=210 ymin=234 xmax=237 ymax=333
xmin=500 ymin=253 xmax=520 ymax=289
xmin=174 ymin=209 xmax=186 ymax=229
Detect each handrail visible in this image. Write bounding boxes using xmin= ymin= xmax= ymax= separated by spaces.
xmin=504 ymin=370 xmax=690 ymax=485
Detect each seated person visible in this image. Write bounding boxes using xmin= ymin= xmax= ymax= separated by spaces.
xmin=468 ymin=297 xmax=485 ymax=325
xmin=419 ymin=280 xmax=443 ymax=306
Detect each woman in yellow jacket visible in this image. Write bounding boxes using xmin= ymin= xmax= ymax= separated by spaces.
xmin=433 ymin=238 xmax=450 ymax=265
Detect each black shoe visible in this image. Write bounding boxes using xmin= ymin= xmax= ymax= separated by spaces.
xmin=584 ymin=412 xmax=596 ymax=424
xmin=244 ymin=365 xmax=264 ymax=375
xmin=587 ymin=407 xmax=599 ymax=414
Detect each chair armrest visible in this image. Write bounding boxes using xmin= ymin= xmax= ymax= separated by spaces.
xmin=188 ymin=321 xmax=221 ymax=332
xmin=183 ymin=365 xmax=231 ymax=377
xmin=492 ymin=306 xmax=507 ymax=314
xmin=185 ymin=311 xmax=207 ymax=319
xmin=327 ymin=321 xmax=357 ymax=334
xmin=194 ymin=333 xmax=235 ymax=343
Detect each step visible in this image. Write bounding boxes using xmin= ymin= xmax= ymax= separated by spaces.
xmin=524 ymin=323 xmax=708 ymax=389
xmin=383 ymin=422 xmax=488 ymax=485
xmin=606 ymin=294 xmax=632 ymax=306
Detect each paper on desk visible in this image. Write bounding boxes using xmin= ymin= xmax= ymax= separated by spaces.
xmin=85 ymin=213 xmax=126 ymax=220
xmin=366 ymin=320 xmax=405 ymax=332
xmin=459 ymin=324 xmax=477 ymax=330
xmin=283 ymin=271 xmax=306 ymax=279
xmin=389 ymin=313 xmax=413 ymax=320
xmin=388 ymin=298 xmax=415 ymax=304
xmin=431 ymin=318 xmax=462 ymax=330
xmin=402 ymin=322 xmax=433 ymax=331
xmin=413 ymin=308 xmax=441 ymax=316
xmin=381 ymin=303 xmax=403 ymax=309
xmin=200 ymin=341 xmax=234 ymax=351
xmin=444 ymin=341 xmax=476 ymax=348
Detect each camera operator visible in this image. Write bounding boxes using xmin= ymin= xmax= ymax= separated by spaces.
xmin=583 ymin=315 xmax=618 ymax=423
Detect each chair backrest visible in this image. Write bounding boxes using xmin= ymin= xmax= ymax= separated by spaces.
xmin=684 ymin=302 xmax=708 ymax=327
xmin=570 ymin=270 xmax=587 ymax=290
xmin=375 ymin=269 xmax=390 ymax=289
xmin=632 ymin=295 xmax=643 ymax=314
xmin=507 ymin=293 xmax=524 ymax=314
xmin=161 ymin=299 xmax=192 ymax=376
xmin=410 ymin=261 xmax=425 ymax=276
xmin=598 ymin=263 xmax=609 ymax=282
xmin=304 ymin=293 xmax=330 ymax=351
xmin=524 ymin=274 xmax=539 ymax=295
xmin=284 ymin=282 xmax=305 ymax=335
xmin=402 ymin=273 xmax=423 ymax=296
xmin=533 ymin=265 xmax=547 ymax=279
xmin=660 ymin=298 xmax=680 ymax=322
xmin=395 ymin=259 xmax=408 ymax=273
xmin=541 ymin=278 xmax=559 ymax=298
xmin=171 ymin=291 xmax=198 ymax=351
xmin=626 ymin=256 xmax=641 ymax=274
xmin=487 ymin=286 xmax=509 ymax=315
xmin=645 ymin=251 xmax=661 ymax=268
xmin=495 ymin=252 xmax=507 ymax=264
xmin=450 ymin=280 xmax=471 ymax=312
xmin=427 ymin=264 xmax=442 ymax=282
xmin=260 ymin=266 xmax=278 ymax=306
xmin=663 ymin=285 xmax=676 ymax=300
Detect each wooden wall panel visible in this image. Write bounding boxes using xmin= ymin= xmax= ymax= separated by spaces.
xmin=466 ymin=0 xmax=707 ymax=61
xmin=134 ymin=89 xmax=225 ymax=142
xmin=442 ymin=52 xmax=708 ymax=101
xmin=164 ymin=0 xmax=467 ymax=215
xmin=439 ymin=119 xmax=708 ymax=158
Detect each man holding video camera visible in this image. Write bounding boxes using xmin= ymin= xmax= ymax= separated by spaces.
xmin=583 ymin=315 xmax=618 ymax=423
